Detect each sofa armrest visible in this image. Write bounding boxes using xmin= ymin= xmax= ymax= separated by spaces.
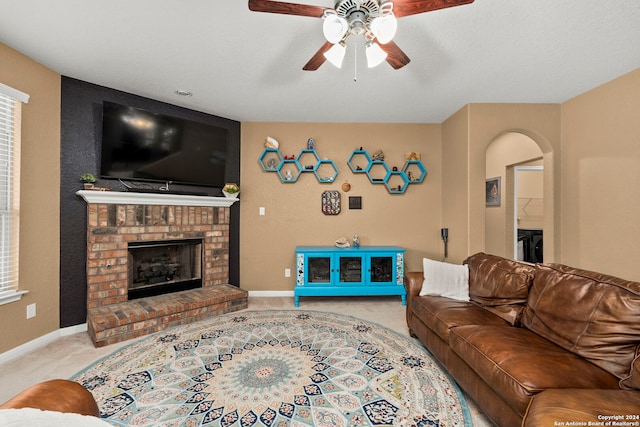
xmin=404 ymin=271 xmax=423 ymax=298
xmin=0 ymin=379 xmax=99 ymax=417
xmin=523 ymin=389 xmax=640 ymax=426
xmin=404 ymin=271 xmax=423 ymax=331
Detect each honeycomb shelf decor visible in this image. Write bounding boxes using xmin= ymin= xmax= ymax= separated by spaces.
xmin=347 ymin=149 xmax=427 ymax=194
xmin=259 ymin=146 xmax=338 ymax=183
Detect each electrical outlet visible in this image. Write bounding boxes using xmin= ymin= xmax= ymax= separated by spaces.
xmin=26 ymin=303 xmax=36 ymax=319
xmin=285 ymin=268 xmax=291 ymax=277
xmin=259 ymin=207 xmax=266 ymax=216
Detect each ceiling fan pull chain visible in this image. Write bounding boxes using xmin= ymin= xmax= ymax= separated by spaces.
xmin=354 ymin=43 xmax=358 ymax=82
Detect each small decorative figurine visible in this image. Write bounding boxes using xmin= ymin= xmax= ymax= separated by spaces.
xmin=307 ymin=137 xmax=315 ymax=150
xmin=372 ymin=149 xmax=384 ymax=161
xmin=353 ymin=235 xmax=360 ymax=248
xmin=265 ymin=136 xmax=279 ymax=149
xmin=285 ymin=170 xmax=292 ymax=180
xmin=335 ymin=237 xmax=350 ymax=248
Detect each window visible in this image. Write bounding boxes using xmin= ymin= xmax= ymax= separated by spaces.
xmin=0 ymin=83 xmax=29 ymax=305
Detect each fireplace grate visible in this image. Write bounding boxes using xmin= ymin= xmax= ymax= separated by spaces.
xmin=128 ymin=238 xmax=203 ymax=300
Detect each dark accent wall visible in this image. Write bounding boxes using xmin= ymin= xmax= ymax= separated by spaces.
xmin=60 ymin=77 xmax=241 ymax=327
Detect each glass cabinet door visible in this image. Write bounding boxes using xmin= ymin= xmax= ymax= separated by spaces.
xmin=306 ymin=256 xmax=332 ymax=284
xmin=369 ymin=255 xmax=394 ymax=284
xmin=339 ymin=256 xmax=363 ymax=284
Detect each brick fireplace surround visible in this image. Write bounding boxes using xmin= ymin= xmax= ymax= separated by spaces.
xmin=77 ymin=191 xmax=247 ymax=347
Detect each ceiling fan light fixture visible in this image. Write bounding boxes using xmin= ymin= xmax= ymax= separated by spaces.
xmin=370 ymin=13 xmax=397 ymax=44
xmin=323 ymin=42 xmax=346 ymax=68
xmin=365 ymin=41 xmax=387 ymax=68
xmin=322 ymin=12 xmax=349 ymax=44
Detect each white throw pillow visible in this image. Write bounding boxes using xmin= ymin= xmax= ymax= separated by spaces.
xmin=420 ymin=258 xmax=470 ymax=301
xmin=0 ymin=408 xmax=112 ymax=427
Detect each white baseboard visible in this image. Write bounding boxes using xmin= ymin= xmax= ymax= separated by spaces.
xmin=248 ymin=290 xmax=294 ymax=297
xmin=0 ymin=323 xmax=88 ymax=365
xmin=60 ymin=323 xmax=88 ymax=336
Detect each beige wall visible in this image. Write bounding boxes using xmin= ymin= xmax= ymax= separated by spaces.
xmin=240 ymin=123 xmax=441 ymax=290
xmin=561 ymin=68 xmax=640 ymax=280
xmin=0 ymin=43 xmax=61 ymax=353
xmin=466 ymin=104 xmax=561 ymax=262
xmin=441 ymin=104 xmax=562 ymax=263
xmin=441 ymin=107 xmax=471 ymax=263
xmin=516 ymin=167 xmax=544 ymax=230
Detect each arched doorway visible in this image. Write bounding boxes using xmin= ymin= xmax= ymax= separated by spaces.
xmin=485 ymin=132 xmax=543 ymax=260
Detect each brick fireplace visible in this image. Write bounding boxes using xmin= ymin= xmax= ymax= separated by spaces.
xmin=77 ymin=191 xmax=247 ymax=346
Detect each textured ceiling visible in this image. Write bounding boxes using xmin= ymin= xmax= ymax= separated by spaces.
xmin=1 ymin=0 xmax=639 ymax=123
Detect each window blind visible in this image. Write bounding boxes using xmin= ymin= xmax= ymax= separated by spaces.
xmin=0 ymin=83 xmax=28 ymax=304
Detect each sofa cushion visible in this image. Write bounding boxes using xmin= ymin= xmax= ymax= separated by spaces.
xmin=523 ymin=389 xmax=640 ymax=427
xmin=449 ymin=325 xmax=620 ymax=416
xmin=621 ymin=347 xmax=640 ymax=390
xmin=420 ymin=258 xmax=469 ymax=301
xmin=464 ymin=252 xmax=535 ymax=306
xmin=522 ymin=263 xmax=640 ymax=383
xmin=483 ymin=304 xmax=526 ymax=327
xmin=411 ymin=295 xmax=508 ymax=343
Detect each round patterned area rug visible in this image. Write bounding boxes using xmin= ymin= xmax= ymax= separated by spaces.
xmin=72 ymin=310 xmax=470 ymax=426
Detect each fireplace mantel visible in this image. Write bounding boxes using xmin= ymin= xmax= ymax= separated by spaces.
xmin=76 ymin=190 xmax=238 ymax=207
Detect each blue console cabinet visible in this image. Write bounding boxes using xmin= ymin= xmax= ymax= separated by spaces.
xmin=294 ymin=246 xmax=406 ymax=306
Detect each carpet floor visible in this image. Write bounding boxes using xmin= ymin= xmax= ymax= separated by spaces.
xmin=71 ymin=309 xmax=471 ymax=426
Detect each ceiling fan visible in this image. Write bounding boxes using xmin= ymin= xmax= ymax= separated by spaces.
xmin=248 ymin=0 xmax=474 ymax=71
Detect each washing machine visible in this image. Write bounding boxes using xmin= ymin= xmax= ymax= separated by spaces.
xmin=517 ymin=229 xmax=543 ymax=263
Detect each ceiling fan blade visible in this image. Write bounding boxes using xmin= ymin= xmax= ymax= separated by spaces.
xmin=303 ymin=41 xmax=333 ymax=71
xmin=248 ymin=0 xmax=328 ymax=17
xmin=379 ymin=40 xmax=411 ymax=70
xmin=392 ymin=0 xmax=474 ymax=18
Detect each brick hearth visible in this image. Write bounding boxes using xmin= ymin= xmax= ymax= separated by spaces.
xmin=88 ymin=285 xmax=247 ymax=347
xmin=78 ymin=191 xmax=246 ymax=346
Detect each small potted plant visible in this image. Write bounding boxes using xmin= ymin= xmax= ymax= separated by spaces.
xmin=80 ymin=173 xmax=97 ymax=189
xmin=222 ymin=183 xmax=240 ymax=198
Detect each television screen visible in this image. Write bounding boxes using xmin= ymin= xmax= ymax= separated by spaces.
xmin=100 ymin=101 xmax=228 ymax=188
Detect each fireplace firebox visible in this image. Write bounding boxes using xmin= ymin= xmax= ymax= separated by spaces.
xmin=128 ymin=239 xmax=203 ymax=300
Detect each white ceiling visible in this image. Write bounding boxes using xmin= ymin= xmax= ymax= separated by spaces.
xmin=1 ymin=0 xmax=640 ymax=123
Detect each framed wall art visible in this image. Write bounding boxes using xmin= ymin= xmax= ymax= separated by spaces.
xmin=486 ymin=177 xmax=501 ymax=207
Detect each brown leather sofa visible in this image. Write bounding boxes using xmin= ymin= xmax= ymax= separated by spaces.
xmin=405 ymin=252 xmax=640 ymax=427
xmin=0 ymin=379 xmax=99 ymax=416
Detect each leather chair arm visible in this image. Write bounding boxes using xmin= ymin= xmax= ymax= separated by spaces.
xmin=0 ymin=379 xmax=99 ymax=417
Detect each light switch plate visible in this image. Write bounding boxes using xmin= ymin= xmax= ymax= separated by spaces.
xmin=26 ymin=303 xmax=36 ymax=319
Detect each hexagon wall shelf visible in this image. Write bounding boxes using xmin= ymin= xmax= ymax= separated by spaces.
xmin=348 ymin=149 xmax=427 ymax=194
xmin=260 ymin=147 xmax=338 ymax=183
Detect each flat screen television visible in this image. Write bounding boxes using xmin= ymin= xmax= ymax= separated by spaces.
xmin=100 ymin=101 xmax=229 ymax=188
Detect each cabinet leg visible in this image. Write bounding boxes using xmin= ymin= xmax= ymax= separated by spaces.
xmin=294 ymin=296 xmax=300 ymax=307
xmin=401 ymin=295 xmax=407 ymax=306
